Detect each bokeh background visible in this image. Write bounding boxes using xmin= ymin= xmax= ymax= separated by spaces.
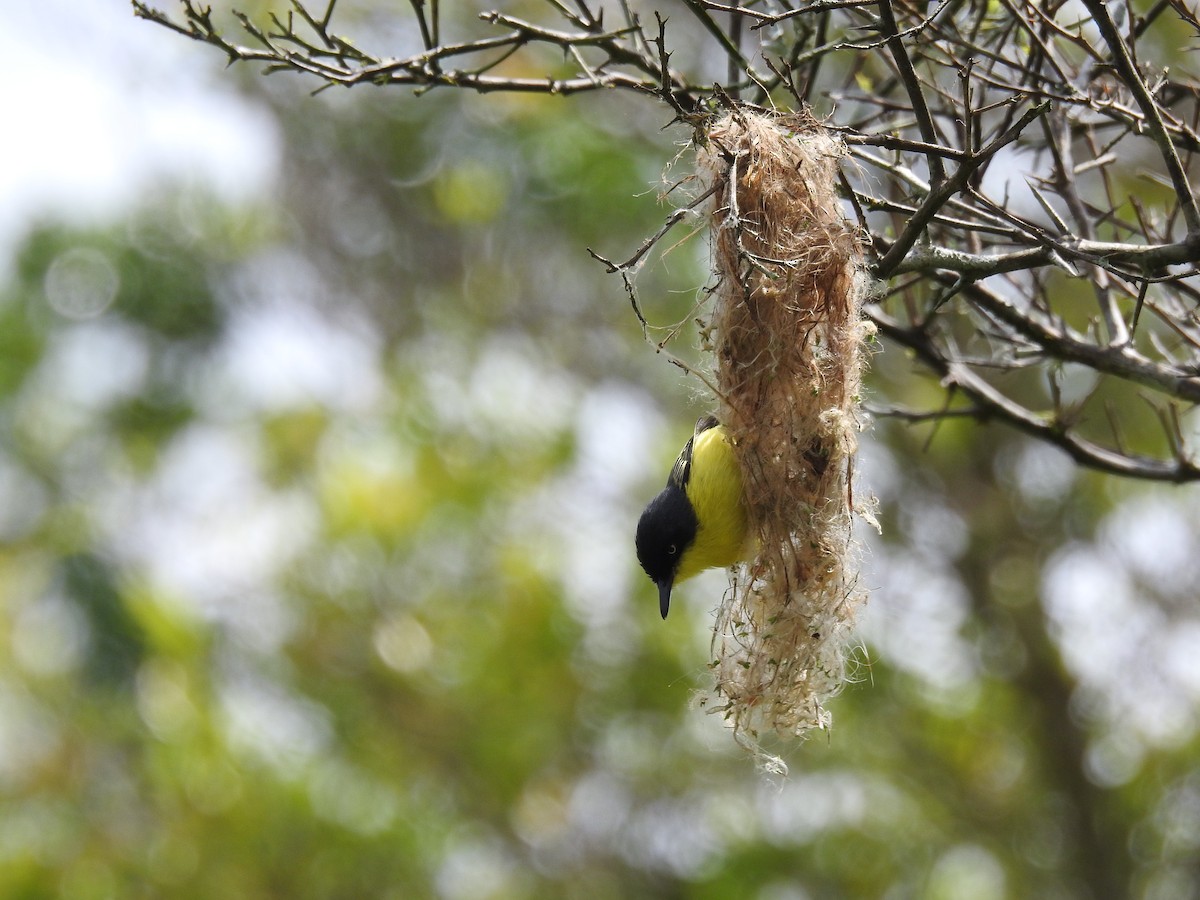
xmin=4 ymin=2 xmax=1200 ymax=897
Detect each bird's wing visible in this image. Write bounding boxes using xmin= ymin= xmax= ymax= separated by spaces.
xmin=668 ymin=435 xmax=695 ymax=490
xmin=668 ymin=416 xmax=720 ymax=490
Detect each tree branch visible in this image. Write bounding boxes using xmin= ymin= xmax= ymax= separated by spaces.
xmin=132 ymin=0 xmax=1200 ymax=485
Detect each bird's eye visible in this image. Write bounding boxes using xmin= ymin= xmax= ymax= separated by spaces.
xmin=668 ymin=544 xmax=677 ymax=555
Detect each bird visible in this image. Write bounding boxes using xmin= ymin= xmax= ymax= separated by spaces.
xmin=635 ymin=415 xmax=749 ymax=619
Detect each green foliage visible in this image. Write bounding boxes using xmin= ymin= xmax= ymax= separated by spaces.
xmin=16 ymin=226 xmax=223 ymax=342
xmin=0 ymin=302 xmax=43 ymax=397
xmin=60 ymin=553 xmax=146 ymax=688
xmin=1 ymin=30 xmax=1199 ymax=900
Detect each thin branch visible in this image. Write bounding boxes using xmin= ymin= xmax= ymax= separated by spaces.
xmin=134 ymin=0 xmax=1200 ymax=483
xmin=870 ymin=309 xmax=1200 ymax=482
xmin=874 ymin=99 xmax=1051 ymax=277
xmin=1080 ymin=0 xmax=1200 ymax=233
xmin=876 ymin=0 xmax=950 ymax=186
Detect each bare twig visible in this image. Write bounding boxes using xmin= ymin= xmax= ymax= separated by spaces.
xmin=132 ymin=0 xmax=1200 ymax=483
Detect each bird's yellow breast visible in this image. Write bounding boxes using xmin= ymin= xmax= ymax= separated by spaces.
xmin=676 ymin=425 xmax=748 ymax=582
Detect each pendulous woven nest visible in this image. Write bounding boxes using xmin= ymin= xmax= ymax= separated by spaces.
xmin=694 ymin=109 xmax=875 ymax=757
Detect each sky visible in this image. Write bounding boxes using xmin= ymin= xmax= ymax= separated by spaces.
xmin=0 ymin=0 xmax=279 ymax=270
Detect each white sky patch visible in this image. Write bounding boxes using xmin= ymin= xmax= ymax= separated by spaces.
xmin=218 ymin=671 xmax=333 ymax=775
xmin=110 ymin=423 xmax=315 ymax=651
xmin=436 ymin=829 xmax=527 ymax=900
xmin=308 ymin=759 xmax=401 ymax=836
xmin=1042 ymin=540 xmax=1200 ymax=747
xmin=1042 ymin=543 xmax=1144 ymax=683
xmin=0 ymin=0 xmax=279 ymax=269
xmin=1100 ymin=492 xmax=1200 ymax=600
xmin=897 ymin=499 xmax=968 ymax=564
xmin=755 ymin=770 xmax=875 ymax=844
xmin=1006 ymin=438 xmax=1078 ymax=505
xmin=11 ymin=320 xmax=149 ymax=469
xmin=555 ymin=385 xmax=663 ymax=640
xmin=616 ymin=793 xmax=723 ymax=877
xmin=855 ymin=439 xmax=900 ymax=505
xmin=573 ymin=383 xmax=662 ymax=500
xmin=212 ymin=298 xmax=386 ymax=416
xmin=1164 ymin=621 xmax=1200 ymax=698
xmin=34 ymin=320 xmax=149 ymax=412
xmin=466 ymin=335 xmax=582 ymax=442
xmin=409 ymin=332 xmax=583 ymax=446
xmin=927 ymin=844 xmax=1008 ymax=900
xmin=858 ymin=547 xmax=977 ymax=691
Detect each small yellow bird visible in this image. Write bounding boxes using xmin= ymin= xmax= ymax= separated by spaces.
xmin=635 ymin=416 xmax=749 ymax=618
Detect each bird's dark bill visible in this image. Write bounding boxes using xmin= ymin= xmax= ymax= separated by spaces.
xmin=657 ymin=579 xmax=673 ymax=619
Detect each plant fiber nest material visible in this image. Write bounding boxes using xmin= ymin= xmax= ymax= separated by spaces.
xmin=696 ymin=110 xmax=873 ymax=753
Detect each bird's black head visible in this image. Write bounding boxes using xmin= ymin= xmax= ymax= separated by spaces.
xmin=635 ymin=483 xmax=698 ymax=619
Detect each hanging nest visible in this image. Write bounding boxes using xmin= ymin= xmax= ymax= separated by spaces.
xmin=695 ymin=109 xmax=875 ymax=756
